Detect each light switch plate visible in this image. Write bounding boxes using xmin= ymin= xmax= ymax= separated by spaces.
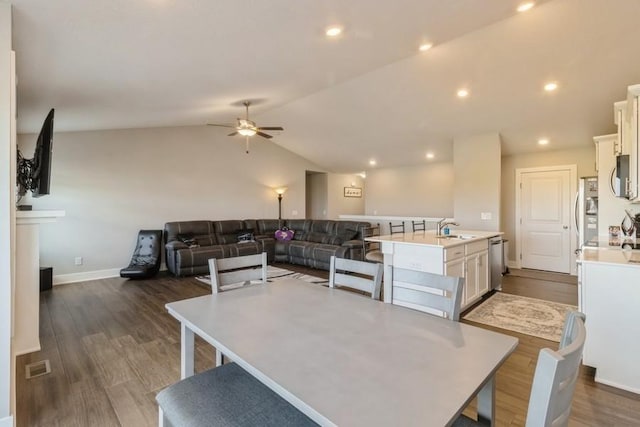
xmin=481 ymin=212 xmax=492 ymax=220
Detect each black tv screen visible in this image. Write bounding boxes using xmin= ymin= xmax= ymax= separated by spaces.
xmin=31 ymin=108 xmax=54 ymax=197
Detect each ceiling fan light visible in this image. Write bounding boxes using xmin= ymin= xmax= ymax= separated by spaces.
xmin=238 ymin=128 xmax=257 ymax=137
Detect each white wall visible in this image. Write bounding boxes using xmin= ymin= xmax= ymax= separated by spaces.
xmin=364 ymin=163 xmax=454 ymax=217
xmin=453 ymin=132 xmax=501 ymax=231
xmin=327 ymin=174 xmax=365 ymax=219
xmin=0 ymin=2 xmax=13 ymax=424
xmin=501 ymin=146 xmax=596 ymax=263
xmin=18 ymin=125 xmax=322 ymax=278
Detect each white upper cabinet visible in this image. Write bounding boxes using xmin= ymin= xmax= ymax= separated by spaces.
xmin=613 ymin=101 xmax=628 ymax=156
xmin=627 ymin=85 xmax=640 ymax=201
xmin=610 ymin=85 xmax=640 ymax=202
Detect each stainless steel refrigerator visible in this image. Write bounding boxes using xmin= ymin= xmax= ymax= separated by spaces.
xmin=576 ymin=176 xmax=598 ymax=247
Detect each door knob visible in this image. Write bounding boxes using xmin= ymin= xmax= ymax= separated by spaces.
xmin=563 ymin=225 xmax=569 ymax=229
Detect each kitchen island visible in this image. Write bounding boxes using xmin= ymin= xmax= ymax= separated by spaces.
xmin=578 ymin=247 xmax=640 ymax=394
xmin=367 ymin=230 xmax=502 ymax=311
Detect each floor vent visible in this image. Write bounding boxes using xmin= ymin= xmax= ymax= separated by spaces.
xmin=25 ymin=360 xmax=51 ymax=379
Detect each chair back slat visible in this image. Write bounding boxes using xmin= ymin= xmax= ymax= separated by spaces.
xmin=392 ymin=268 xmax=463 ymax=321
xmin=525 ymin=311 xmax=586 ymax=427
xmin=389 ymin=222 xmax=405 ymax=235
xmin=412 ymin=220 xmax=426 ymax=232
xmin=329 ymin=256 xmax=383 ymax=300
xmin=208 ymin=253 xmax=267 ymax=293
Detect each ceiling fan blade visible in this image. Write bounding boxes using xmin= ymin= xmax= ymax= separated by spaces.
xmin=256 ymin=131 xmax=273 ymax=139
xmin=257 ymin=126 xmax=284 ymax=131
xmin=207 ymin=123 xmax=235 ymax=128
xmin=228 ymin=131 xmax=238 ymax=136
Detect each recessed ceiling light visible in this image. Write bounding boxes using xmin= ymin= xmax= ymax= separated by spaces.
xmin=544 ymin=82 xmax=559 ymax=92
xmin=369 ymin=159 xmax=377 ymax=166
xmin=517 ymin=2 xmax=535 ymax=12
xmin=419 ymin=43 xmax=433 ymax=52
xmin=457 ymin=89 xmax=469 ymax=98
xmin=325 ymin=26 xmax=343 ymax=37
xmin=426 ymin=152 xmax=435 ymax=159
xmin=538 ymin=138 xmax=549 ymax=146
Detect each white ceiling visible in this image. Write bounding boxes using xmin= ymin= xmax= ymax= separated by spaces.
xmin=12 ymin=0 xmax=640 ymax=172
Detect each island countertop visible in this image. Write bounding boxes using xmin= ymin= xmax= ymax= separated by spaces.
xmin=365 ymin=230 xmax=503 ymax=248
xmin=578 ymin=246 xmax=640 ymax=268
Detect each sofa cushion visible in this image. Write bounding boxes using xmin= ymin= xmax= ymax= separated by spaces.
xmin=165 ymin=221 xmax=214 ymax=244
xmin=255 ymin=219 xmax=283 ymax=235
xmin=214 ymin=220 xmax=249 ymax=245
xmin=308 ymin=220 xmax=336 ymax=234
xmin=175 ymin=242 xmax=262 ymax=270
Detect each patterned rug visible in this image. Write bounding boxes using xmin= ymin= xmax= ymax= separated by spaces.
xmin=195 ymin=266 xmax=328 ymax=286
xmin=463 ymin=292 xmax=577 ymax=342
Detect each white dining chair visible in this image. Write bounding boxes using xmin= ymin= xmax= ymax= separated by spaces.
xmin=453 ymin=311 xmax=587 ymax=427
xmin=329 ymin=256 xmax=383 ymax=300
xmin=207 ymin=252 xmax=267 ymax=366
xmin=207 ymin=252 xmax=267 ymax=294
xmin=391 ymin=268 xmax=463 ymax=321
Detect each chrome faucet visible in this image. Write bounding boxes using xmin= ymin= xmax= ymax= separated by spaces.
xmin=436 ymin=218 xmax=460 ymax=236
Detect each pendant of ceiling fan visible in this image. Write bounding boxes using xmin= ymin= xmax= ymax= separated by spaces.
xmin=207 ymin=101 xmax=284 ymax=153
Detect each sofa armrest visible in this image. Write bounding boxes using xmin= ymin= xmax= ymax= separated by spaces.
xmin=165 ymin=241 xmax=189 ymax=251
xmin=342 ymin=239 xmax=364 ymax=249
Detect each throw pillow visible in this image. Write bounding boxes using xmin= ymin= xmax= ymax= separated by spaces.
xmin=275 ymin=227 xmax=295 ymax=241
xmin=177 ymin=234 xmax=199 ymax=248
xmin=237 ymin=232 xmax=255 ymax=243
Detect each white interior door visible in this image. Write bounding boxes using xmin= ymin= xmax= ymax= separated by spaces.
xmin=520 ymin=169 xmax=572 ymax=273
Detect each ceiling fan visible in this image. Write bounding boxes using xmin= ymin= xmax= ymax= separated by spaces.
xmin=207 ymin=101 xmax=284 ymax=153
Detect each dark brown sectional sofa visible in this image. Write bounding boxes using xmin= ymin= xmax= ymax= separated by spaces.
xmin=164 ymin=219 xmax=371 ymax=277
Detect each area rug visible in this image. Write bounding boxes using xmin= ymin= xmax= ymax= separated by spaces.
xmin=463 ymin=292 xmax=577 ymax=342
xmin=195 ymin=266 xmax=328 ymax=287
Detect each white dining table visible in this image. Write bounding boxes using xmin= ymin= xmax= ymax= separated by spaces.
xmin=166 ymin=278 xmax=518 ymax=426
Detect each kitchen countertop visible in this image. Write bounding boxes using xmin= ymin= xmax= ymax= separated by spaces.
xmin=365 ymin=230 xmax=503 ymax=248
xmin=579 ymin=246 xmax=640 ymax=267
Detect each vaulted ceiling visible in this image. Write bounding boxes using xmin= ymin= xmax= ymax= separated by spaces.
xmin=12 ymin=0 xmax=640 ymax=172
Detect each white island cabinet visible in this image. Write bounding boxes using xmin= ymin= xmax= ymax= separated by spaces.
xmin=367 ymin=231 xmax=500 ymax=311
xmin=578 ymin=248 xmax=640 ymax=394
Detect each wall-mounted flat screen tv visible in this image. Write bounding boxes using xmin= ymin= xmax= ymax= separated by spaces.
xmin=31 ymin=108 xmax=54 ymax=197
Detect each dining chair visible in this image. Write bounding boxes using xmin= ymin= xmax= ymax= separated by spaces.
xmin=208 ymin=252 xmax=267 ymax=294
xmin=157 ymin=362 xmax=318 ymax=427
xmin=412 ymin=220 xmax=426 ymax=232
xmin=391 ymin=268 xmax=463 ymax=321
xmin=208 ymin=252 xmax=267 ymax=366
xmin=329 ymin=256 xmax=383 ymax=300
xmin=453 ymin=311 xmax=587 ymax=427
xmin=389 ymin=221 xmax=405 ymax=234
xmin=361 ymin=224 xmax=383 ymax=263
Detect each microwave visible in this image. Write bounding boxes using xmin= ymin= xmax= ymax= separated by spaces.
xmin=615 ymin=154 xmax=630 ymax=198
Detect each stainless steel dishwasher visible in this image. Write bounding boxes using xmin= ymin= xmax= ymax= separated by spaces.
xmin=489 ymin=237 xmax=504 ymax=290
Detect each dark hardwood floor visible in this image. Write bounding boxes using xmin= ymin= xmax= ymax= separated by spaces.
xmin=16 ymin=265 xmax=640 ymax=426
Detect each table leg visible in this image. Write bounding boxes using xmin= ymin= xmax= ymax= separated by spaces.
xmin=181 ymin=323 xmax=195 ymax=379
xmin=383 ymin=253 xmax=393 ymax=304
xmin=477 ymin=376 xmax=495 ymax=426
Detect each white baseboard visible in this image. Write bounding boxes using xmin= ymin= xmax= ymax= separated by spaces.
xmin=53 ymin=268 xmax=121 ymax=285
xmin=507 ymin=260 xmax=519 ymax=270
xmin=0 ymin=415 xmax=14 ymax=427
xmin=594 ymin=375 xmax=640 ymax=395
xmin=53 ymin=265 xmax=168 ymax=285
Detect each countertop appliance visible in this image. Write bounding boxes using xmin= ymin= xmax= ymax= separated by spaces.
xmin=576 ymin=177 xmax=599 ymax=247
xmin=489 ymin=236 xmax=505 ymax=290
